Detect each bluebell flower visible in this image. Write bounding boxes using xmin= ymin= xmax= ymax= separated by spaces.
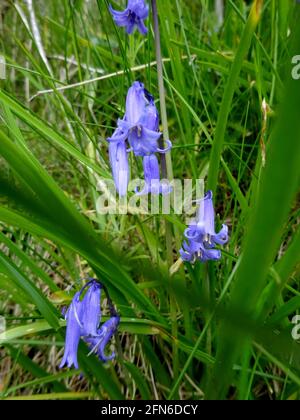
xmin=107 ymin=81 xmax=172 ymax=196
xmin=117 ymin=82 xmax=163 ymax=157
xmin=190 ymin=191 xmax=228 ymax=246
xmin=120 ymin=107 xmax=161 ymax=157
xmin=60 ymin=280 xmax=119 ymax=369
xmin=81 ymin=281 xmax=102 ymax=337
xmin=180 ymin=191 xmax=229 ymax=263
xmin=125 ymin=81 xmax=149 ymax=124
xmin=136 ymin=154 xmax=171 ymax=195
xmin=59 ymin=292 xmax=83 ymax=369
xmin=109 ymin=0 xmax=149 ymax=35
xmin=108 ymin=132 xmax=130 ymax=197
xmin=108 ymin=82 xmax=172 ymax=157
xmin=86 ymin=316 xmax=120 ymax=362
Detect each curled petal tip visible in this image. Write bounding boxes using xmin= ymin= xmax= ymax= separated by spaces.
xmin=205 ymin=190 xmax=213 ymax=199
xmin=157 ymin=139 xmax=172 ymax=154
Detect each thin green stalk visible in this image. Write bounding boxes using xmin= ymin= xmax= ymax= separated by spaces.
xmin=4 ymin=392 xmax=92 ymax=401
xmin=270 ymin=0 xmax=279 ymax=106
xmin=207 ymin=0 xmax=263 ymax=196
xmin=151 ymin=1 xmax=173 ymax=264
xmin=151 ymin=0 xmax=178 ymax=380
xmin=151 ymin=0 xmax=174 ymax=266
xmin=151 ymin=0 xmax=174 ymax=183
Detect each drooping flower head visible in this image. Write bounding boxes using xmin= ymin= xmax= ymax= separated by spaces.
xmin=107 ymin=81 xmax=172 ymax=196
xmin=59 ymin=291 xmax=83 ymax=369
xmin=109 ymin=0 xmax=149 ymax=35
xmin=180 ymin=191 xmax=229 ymax=263
xmin=120 ymin=81 xmax=166 ymax=157
xmin=60 ymin=279 xmax=119 ymax=369
xmin=192 ymin=190 xmax=228 ymax=246
xmin=108 ymin=81 xmax=172 ymax=157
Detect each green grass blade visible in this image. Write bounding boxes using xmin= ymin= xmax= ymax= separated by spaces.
xmin=207 ymin=0 xmax=263 ymax=195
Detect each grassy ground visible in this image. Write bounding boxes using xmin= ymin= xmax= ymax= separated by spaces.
xmin=0 ymin=0 xmax=300 ymax=400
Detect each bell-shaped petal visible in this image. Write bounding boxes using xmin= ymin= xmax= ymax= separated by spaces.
xmin=136 ymin=155 xmax=172 ymax=195
xmin=200 ymin=248 xmax=222 ymax=262
xmin=59 ymin=292 xmax=83 ymax=369
xmin=109 ymin=140 xmax=129 ymax=197
xmin=140 ymin=102 xmax=159 ymax=132
xmin=196 ymin=190 xmax=216 ymax=236
xmin=125 ymin=81 xmax=147 ymax=125
xmin=136 ymin=19 xmax=148 ymax=35
xmin=81 ymin=281 xmax=102 ymax=337
xmin=144 ymin=154 xmax=160 ymax=181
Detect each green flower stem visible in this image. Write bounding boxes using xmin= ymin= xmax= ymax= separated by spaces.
xmin=151 ymin=0 xmax=174 ymax=183
xmin=151 ymin=0 xmax=178 ymax=380
xmin=151 ymin=0 xmax=174 ymax=268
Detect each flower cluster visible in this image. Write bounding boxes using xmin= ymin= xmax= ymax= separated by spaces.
xmin=107 ymin=81 xmax=172 ymax=196
xmin=109 ymin=0 xmax=149 ymax=35
xmin=59 ymin=0 xmax=230 ymax=377
xmin=60 ymin=279 xmax=120 ymax=369
xmin=180 ymin=191 xmax=229 ymax=263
